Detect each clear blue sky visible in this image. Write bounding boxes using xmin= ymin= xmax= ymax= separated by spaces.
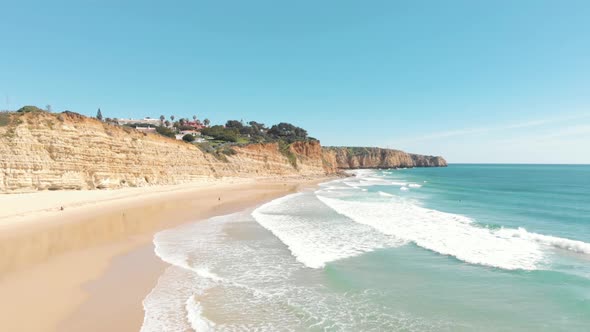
xmin=2 ymin=0 xmax=589 ymax=163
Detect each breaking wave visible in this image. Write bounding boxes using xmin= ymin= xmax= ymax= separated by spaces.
xmin=252 ymin=193 xmax=403 ymax=268
xmin=315 ymin=194 xmax=589 ymax=270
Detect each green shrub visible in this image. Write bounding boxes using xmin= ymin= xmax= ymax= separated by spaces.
xmin=201 ymin=125 xmax=239 ymax=142
xmin=219 ymin=146 xmax=237 ymax=156
xmin=278 ymin=140 xmax=297 ymax=169
xmin=196 ymin=142 xmax=237 ymax=162
xmin=196 ymin=142 xmax=214 ymax=153
xmin=155 ymin=125 xmax=176 ymax=138
xmin=17 ymin=105 xmax=45 ymax=113
xmin=182 ymin=134 xmax=195 ymax=142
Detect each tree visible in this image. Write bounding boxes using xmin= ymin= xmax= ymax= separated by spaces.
xmin=170 ymin=115 xmax=175 ymax=122
xmin=267 ymin=122 xmax=308 ymax=142
xmin=193 ymin=115 xmax=197 ymax=121
xmin=96 ymin=108 xmax=103 ymax=121
xmin=204 ymin=118 xmax=210 ymax=127
xmin=248 ymin=121 xmax=266 ymax=130
xmin=179 ymin=118 xmax=185 ymax=126
xmin=225 ymin=120 xmax=243 ymax=129
xmin=159 ymin=115 xmax=165 ymax=124
xmin=182 ymin=134 xmax=196 ymax=142
xmin=247 ymin=121 xmax=267 ymax=136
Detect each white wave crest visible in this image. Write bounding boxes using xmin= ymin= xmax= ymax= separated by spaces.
xmin=316 ymin=195 xmax=546 ymax=270
xmin=186 ymin=296 xmax=216 ymax=332
xmin=378 ymin=191 xmax=394 ymax=197
xmin=496 ymin=227 xmax=590 ymax=255
xmin=252 ymin=193 xmax=404 ymax=268
xmin=409 ymin=183 xmax=422 ymax=188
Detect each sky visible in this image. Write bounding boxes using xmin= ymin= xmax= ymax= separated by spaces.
xmin=1 ymin=0 xmax=589 ymax=163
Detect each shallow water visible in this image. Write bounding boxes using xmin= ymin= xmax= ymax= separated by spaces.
xmin=142 ymin=164 xmax=590 ymax=331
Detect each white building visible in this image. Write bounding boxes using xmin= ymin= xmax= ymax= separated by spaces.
xmin=117 ymin=117 xmax=162 ymax=126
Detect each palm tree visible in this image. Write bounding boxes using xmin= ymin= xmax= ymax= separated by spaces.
xmin=159 ymin=115 xmax=165 ymax=124
xmin=193 ymin=115 xmax=197 ymax=122
xmin=203 ymin=118 xmax=210 ymax=127
xmin=170 ymin=115 xmax=175 ymax=122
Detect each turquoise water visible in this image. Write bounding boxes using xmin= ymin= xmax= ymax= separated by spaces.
xmin=142 ymin=165 xmax=590 ymax=331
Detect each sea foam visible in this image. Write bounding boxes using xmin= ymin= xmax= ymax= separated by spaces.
xmin=316 ymin=194 xmax=546 ymax=270
xmin=252 ymin=192 xmax=403 ymax=268
xmin=144 ymin=206 xmax=438 ymax=331
xmin=186 ymin=296 xmax=216 ymax=332
xmin=496 ymin=227 xmax=590 ymax=255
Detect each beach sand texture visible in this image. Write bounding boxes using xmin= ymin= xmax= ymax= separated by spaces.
xmin=0 ymin=176 xmax=329 ymax=332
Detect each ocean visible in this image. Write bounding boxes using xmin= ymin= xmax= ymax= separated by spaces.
xmin=141 ymin=164 xmax=590 ymax=331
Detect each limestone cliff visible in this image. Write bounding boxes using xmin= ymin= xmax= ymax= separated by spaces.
xmin=322 ymin=146 xmax=447 ymax=169
xmin=0 ymin=111 xmax=332 ymax=193
xmin=0 ymin=111 xmax=445 ymax=193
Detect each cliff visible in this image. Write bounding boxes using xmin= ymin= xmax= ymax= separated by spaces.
xmin=0 ymin=111 xmax=333 ymax=193
xmin=0 ymin=111 xmax=445 ymax=193
xmin=322 ymin=146 xmax=447 ymax=169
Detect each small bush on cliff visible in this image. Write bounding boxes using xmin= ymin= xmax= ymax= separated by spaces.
xmin=17 ymin=105 xmax=45 ymax=113
xmin=0 ymin=113 xmax=12 ymax=127
xmin=60 ymin=111 xmax=86 ymax=121
xmin=196 ymin=142 xmax=237 ymax=162
xmin=219 ymin=146 xmax=237 ymax=156
xmin=278 ymin=140 xmax=298 ymax=169
xmin=156 ymin=125 xmax=176 ymax=139
xmin=182 ymin=134 xmax=195 ymax=142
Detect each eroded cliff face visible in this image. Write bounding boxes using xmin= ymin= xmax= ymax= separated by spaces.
xmin=0 ymin=112 xmax=446 ymax=193
xmin=0 ymin=112 xmax=333 ymax=193
xmin=322 ymin=146 xmax=447 ymax=169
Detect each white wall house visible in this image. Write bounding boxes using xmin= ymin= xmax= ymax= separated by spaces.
xmin=117 ymin=117 xmax=162 ymax=126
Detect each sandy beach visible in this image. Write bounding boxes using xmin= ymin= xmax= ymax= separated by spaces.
xmin=0 ymin=176 xmax=332 ymax=332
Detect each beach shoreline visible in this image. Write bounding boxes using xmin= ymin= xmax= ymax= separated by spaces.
xmin=0 ymin=175 xmax=334 ymax=332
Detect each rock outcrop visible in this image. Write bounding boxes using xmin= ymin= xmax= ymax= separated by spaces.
xmin=0 ymin=111 xmax=445 ymax=193
xmin=322 ymin=146 xmax=447 ymax=169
